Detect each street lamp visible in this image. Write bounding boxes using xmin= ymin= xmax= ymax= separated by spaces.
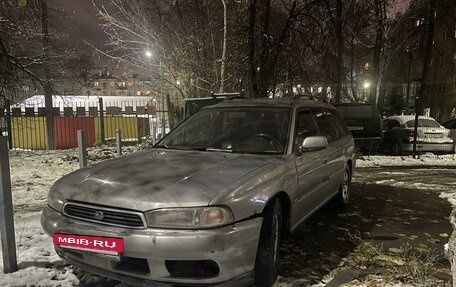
xmin=144 ymin=50 xmax=166 ymax=137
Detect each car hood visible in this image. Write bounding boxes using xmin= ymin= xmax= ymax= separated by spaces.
xmin=54 ymin=148 xmax=280 ymax=212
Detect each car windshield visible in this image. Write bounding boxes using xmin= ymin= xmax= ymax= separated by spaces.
xmin=405 ymin=119 xmax=441 ymax=128
xmin=157 ymin=107 xmax=291 ymax=155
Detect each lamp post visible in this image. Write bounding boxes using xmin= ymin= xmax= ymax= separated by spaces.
xmin=145 ymin=50 xmax=166 ymax=138
xmin=363 ymin=81 xmax=371 ymax=102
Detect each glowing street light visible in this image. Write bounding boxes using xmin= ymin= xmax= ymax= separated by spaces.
xmin=145 ymin=50 xmax=152 ymax=58
xmin=363 ymin=81 xmax=371 ymax=89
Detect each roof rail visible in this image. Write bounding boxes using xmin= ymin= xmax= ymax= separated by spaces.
xmin=293 ymin=94 xmax=328 ymax=103
xmin=211 ymin=90 xmax=245 ymax=100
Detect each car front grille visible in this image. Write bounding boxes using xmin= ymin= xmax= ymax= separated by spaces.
xmin=63 ymin=202 xmax=146 ymax=229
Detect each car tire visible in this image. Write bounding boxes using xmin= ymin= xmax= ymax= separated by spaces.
xmin=333 ymin=168 xmax=351 ymax=208
xmin=254 ymin=199 xmax=282 ymax=287
xmin=391 ymin=142 xmax=402 ymax=156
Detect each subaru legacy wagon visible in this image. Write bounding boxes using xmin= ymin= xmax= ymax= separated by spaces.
xmin=41 ymin=98 xmax=355 ymax=286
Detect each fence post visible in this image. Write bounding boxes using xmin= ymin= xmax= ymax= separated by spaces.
xmin=77 ymin=130 xmax=87 ymax=168
xmin=116 ymin=129 xmax=122 ymax=156
xmin=98 ymin=98 xmax=105 ymax=145
xmin=0 ymin=136 xmax=18 ymax=273
xmin=152 ymin=122 xmax=157 ymax=144
xmin=136 ymin=120 xmax=142 ymax=144
xmin=5 ymin=99 xmax=12 ymax=149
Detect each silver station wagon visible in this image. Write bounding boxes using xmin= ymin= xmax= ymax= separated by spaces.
xmin=41 ymin=98 xmax=355 ymax=286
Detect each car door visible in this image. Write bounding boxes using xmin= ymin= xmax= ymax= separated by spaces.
xmin=381 ymin=119 xmax=401 ymax=150
xmin=291 ymin=109 xmax=328 ymax=228
xmin=311 ymin=107 xmax=345 ymax=199
xmin=443 ymin=119 xmax=456 ymax=141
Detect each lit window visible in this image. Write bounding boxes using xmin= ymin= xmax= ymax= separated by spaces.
xmin=364 ymin=62 xmax=370 ymax=70
xmin=416 ymin=18 xmax=424 ymax=26
xmin=110 ymin=82 xmax=115 ymax=87
xmin=94 ymin=81 xmax=99 ymax=87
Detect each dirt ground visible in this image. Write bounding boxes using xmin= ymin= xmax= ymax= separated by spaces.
xmin=277 ymin=170 xmax=453 ymax=287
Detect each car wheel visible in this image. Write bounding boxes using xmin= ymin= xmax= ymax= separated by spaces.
xmin=391 ymin=142 xmax=402 ymax=156
xmin=333 ymin=168 xmax=351 ymax=208
xmin=254 ymin=199 xmax=282 ymax=287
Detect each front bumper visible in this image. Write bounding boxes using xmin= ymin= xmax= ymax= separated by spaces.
xmin=41 ymin=205 xmax=262 ymax=286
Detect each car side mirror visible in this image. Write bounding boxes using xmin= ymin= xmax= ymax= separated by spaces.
xmin=298 ymin=136 xmax=328 ymax=153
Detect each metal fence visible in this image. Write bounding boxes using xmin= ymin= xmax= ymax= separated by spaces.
xmin=3 ymin=96 xmax=164 ymax=150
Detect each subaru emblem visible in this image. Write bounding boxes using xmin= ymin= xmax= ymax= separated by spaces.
xmin=94 ymin=211 xmax=105 ymax=221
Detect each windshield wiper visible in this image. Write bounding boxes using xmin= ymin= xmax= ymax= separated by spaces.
xmin=231 ymin=150 xmax=282 ymax=155
xmin=154 ymin=144 xmax=169 ymax=149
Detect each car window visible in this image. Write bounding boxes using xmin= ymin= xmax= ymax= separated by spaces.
xmin=295 ymin=109 xmax=318 ymax=145
xmin=311 ymin=108 xmax=340 ymax=142
xmin=386 ymin=119 xmax=400 ymax=129
xmin=404 ymin=119 xmax=440 ymax=128
xmin=443 ymin=120 xmax=456 ymax=129
xmin=159 ymin=107 xmax=291 ymax=154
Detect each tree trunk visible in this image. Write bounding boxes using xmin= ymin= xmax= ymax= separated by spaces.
xmin=413 ymin=0 xmax=435 ymax=157
xmin=334 ymin=0 xmax=343 ymax=103
xmin=370 ymin=0 xmax=384 ymax=106
xmin=219 ymin=0 xmax=227 ymax=93
xmin=40 ymin=0 xmax=54 ymax=150
xmin=247 ymin=0 xmax=257 ymax=98
xmin=258 ymin=0 xmax=271 ymax=97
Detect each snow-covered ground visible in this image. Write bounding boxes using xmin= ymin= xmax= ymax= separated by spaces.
xmin=0 ymin=151 xmax=455 ymax=286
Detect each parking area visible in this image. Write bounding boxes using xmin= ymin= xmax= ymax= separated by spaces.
xmin=0 ymin=150 xmax=455 ymax=286
xmin=276 ymin=166 xmax=454 ymax=286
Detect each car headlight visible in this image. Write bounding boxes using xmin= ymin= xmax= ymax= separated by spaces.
xmin=47 ymin=185 xmax=65 ymax=212
xmin=145 ymin=206 xmax=234 ymax=229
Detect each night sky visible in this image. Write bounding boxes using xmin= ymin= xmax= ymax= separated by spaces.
xmin=59 ymin=0 xmax=108 ymax=50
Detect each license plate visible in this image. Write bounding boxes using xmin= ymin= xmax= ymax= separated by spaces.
xmin=348 ymin=126 xmax=363 ymax=131
xmin=54 ymin=233 xmax=124 ymax=255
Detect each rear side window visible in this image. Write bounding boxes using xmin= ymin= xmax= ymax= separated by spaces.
xmin=312 ymin=108 xmax=341 ymax=142
xmin=405 ymin=119 xmax=440 ymax=128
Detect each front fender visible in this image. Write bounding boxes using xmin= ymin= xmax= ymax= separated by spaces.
xmin=209 ymin=156 xmax=297 ymax=222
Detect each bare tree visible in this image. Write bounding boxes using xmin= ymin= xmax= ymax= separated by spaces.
xmin=219 ymin=0 xmax=227 ymax=93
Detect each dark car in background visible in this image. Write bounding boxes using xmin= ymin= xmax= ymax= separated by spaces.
xmin=379 ymin=115 xmax=454 ymax=155
xmin=333 ymin=103 xmax=382 ymax=153
xmin=442 ymin=118 xmax=456 ymax=142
